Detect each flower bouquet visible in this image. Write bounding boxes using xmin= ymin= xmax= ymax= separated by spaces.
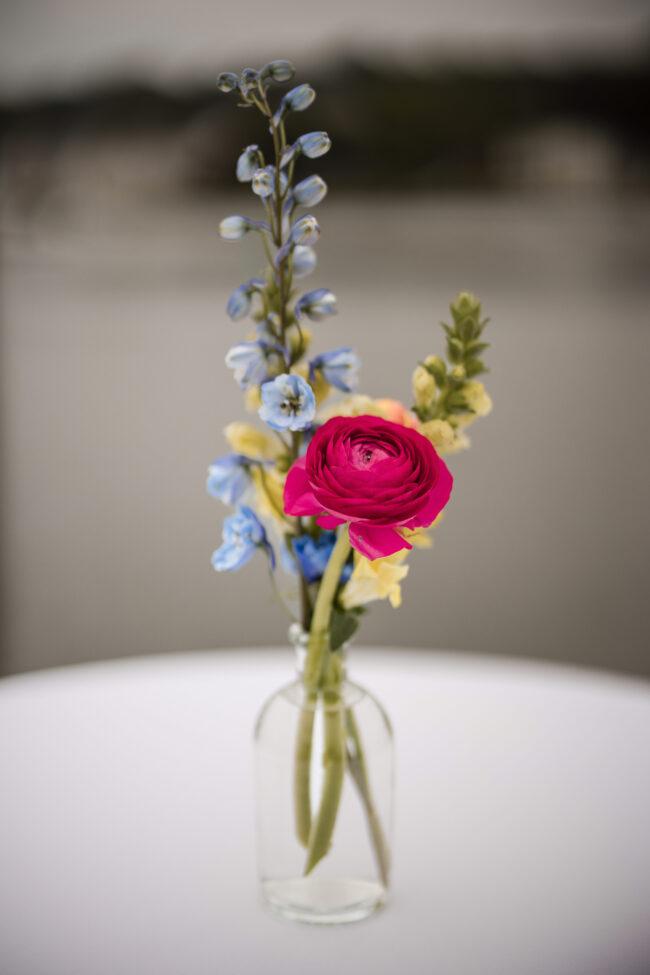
xmin=208 ymin=60 xmax=493 ymax=923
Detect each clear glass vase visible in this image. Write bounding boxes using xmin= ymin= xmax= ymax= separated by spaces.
xmin=254 ymin=624 xmax=394 ymax=924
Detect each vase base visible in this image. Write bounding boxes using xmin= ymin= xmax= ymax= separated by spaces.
xmin=262 ymin=876 xmax=386 ymax=925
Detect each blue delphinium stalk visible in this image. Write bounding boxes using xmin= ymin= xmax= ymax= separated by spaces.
xmin=213 ymin=60 xmax=361 ymax=632
xmin=211 ymin=505 xmax=275 ymax=571
xmin=258 ymin=373 xmax=316 ymax=431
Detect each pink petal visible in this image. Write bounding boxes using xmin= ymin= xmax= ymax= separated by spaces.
xmin=283 ymin=458 xmax=321 ymax=517
xmin=348 ymin=523 xmax=411 ymax=561
xmin=408 ymin=459 xmax=454 ymax=529
xmin=316 ymin=513 xmax=345 ymax=529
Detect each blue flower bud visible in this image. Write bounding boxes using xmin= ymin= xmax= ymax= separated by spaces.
xmin=293 ymin=175 xmax=327 ymax=207
xmin=295 ymin=288 xmax=338 ymax=321
xmin=252 ymin=168 xmax=274 ymax=198
xmin=261 ymin=60 xmax=295 ymax=83
xmin=290 ymin=215 xmax=320 ymax=246
xmin=298 ymin=131 xmax=331 ymax=159
xmin=310 ymin=348 xmax=360 ymax=391
xmin=226 ymin=279 xmax=266 ymax=321
xmin=206 ymin=454 xmax=250 ymax=505
xmin=236 ymin=145 xmax=260 ymax=182
xmin=285 ymin=84 xmax=315 ymax=112
xmin=292 ymin=245 xmax=317 ymax=278
xmin=225 ymin=341 xmax=272 ymax=387
xmin=292 ymin=532 xmax=353 ymax=584
xmin=217 ymin=72 xmax=239 ymax=93
xmin=219 ymin=215 xmax=253 ymax=240
xmin=240 ymin=67 xmax=259 ymax=94
xmin=258 ymin=373 xmax=316 ymax=432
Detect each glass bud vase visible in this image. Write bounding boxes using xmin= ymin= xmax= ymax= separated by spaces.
xmin=254 ymin=624 xmax=394 ymax=924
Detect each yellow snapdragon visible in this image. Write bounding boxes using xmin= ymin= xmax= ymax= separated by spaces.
xmin=455 ymin=381 xmax=493 ymax=427
xmin=412 ymin=365 xmax=436 ymax=408
xmin=223 ymin=422 xmax=281 ymax=460
xmin=341 ymin=550 xmax=410 ymax=610
xmin=250 ymin=467 xmax=287 ymax=522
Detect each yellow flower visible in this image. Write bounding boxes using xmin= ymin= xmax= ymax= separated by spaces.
xmin=419 ymin=419 xmax=470 ymax=454
xmin=223 ymin=422 xmax=281 ymax=460
xmin=251 ymin=467 xmax=287 ymax=522
xmin=294 ymin=362 xmax=330 ymax=406
xmin=456 ymin=381 xmax=493 ymax=428
xmin=341 ymin=550 xmax=409 ymax=610
xmin=244 ymin=385 xmax=263 ymax=412
xmin=319 ymin=394 xmax=387 ymax=421
xmin=412 ymin=365 xmax=436 ymax=408
xmin=397 ymin=525 xmax=433 ymax=548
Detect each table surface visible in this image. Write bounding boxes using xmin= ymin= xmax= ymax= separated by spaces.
xmin=1 ymin=649 xmax=649 ymax=975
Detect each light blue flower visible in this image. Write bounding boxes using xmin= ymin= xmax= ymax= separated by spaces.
xmin=217 ymin=72 xmax=239 ymax=93
xmin=236 ymin=145 xmax=260 ymax=182
xmin=219 ymin=215 xmax=253 ymax=240
xmin=298 ymin=132 xmax=331 ymax=159
xmin=284 ymin=84 xmax=316 ymax=112
xmin=206 ymin=455 xmax=250 ymax=505
xmin=292 ymin=532 xmax=353 ymax=585
xmin=295 ymin=288 xmax=338 ymax=321
xmin=290 ymin=215 xmax=320 ymax=245
xmin=258 ymin=373 xmax=316 ymax=432
xmin=225 ymin=341 xmax=272 ymax=387
xmin=261 ymin=60 xmax=295 ymax=83
xmin=293 ymin=175 xmax=327 ymax=207
xmin=211 ymin=505 xmax=274 ymax=571
xmin=292 ymin=245 xmax=317 ymax=278
xmin=239 ymin=67 xmax=259 ymax=97
xmin=252 ymin=166 xmax=288 ymax=199
xmin=226 ymin=278 xmax=266 ymax=321
xmin=310 ymin=348 xmax=361 ymax=392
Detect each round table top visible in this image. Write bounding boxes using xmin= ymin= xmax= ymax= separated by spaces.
xmin=1 ymin=649 xmax=649 ymax=975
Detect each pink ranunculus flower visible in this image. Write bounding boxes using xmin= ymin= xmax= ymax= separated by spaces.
xmin=283 ymin=415 xmax=453 ymax=560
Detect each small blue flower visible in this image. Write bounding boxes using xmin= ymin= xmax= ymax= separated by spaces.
xmin=219 ymin=215 xmax=253 ymax=240
xmin=225 ymin=341 xmax=272 ymax=387
xmin=206 ymin=455 xmax=250 ymax=505
xmin=310 ymin=348 xmax=361 ymax=392
xmin=217 ymin=72 xmax=239 ymax=93
xmin=293 ymin=175 xmax=327 ymax=207
xmin=252 ymin=166 xmax=288 ymax=199
xmin=226 ymin=278 xmax=266 ymax=321
xmin=292 ymin=245 xmax=317 ymax=278
xmin=290 ymin=215 xmax=320 ymax=246
xmin=292 ymin=532 xmax=353 ymax=585
xmin=258 ymin=373 xmax=316 ymax=432
xmin=295 ymin=288 xmax=338 ymax=321
xmin=212 ymin=505 xmax=274 ymax=571
xmin=284 ymin=84 xmax=316 ymax=112
xmin=261 ymin=60 xmax=295 ymax=83
xmin=236 ymin=145 xmax=260 ymax=182
xmin=298 ymin=132 xmax=331 ymax=159
xmin=239 ymin=67 xmax=260 ymax=97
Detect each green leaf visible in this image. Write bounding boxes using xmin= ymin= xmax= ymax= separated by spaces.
xmin=447 ymin=337 xmax=464 ymax=364
xmin=465 ymin=359 xmax=487 ymax=377
xmin=458 ymin=316 xmax=477 ymax=343
xmin=329 ymin=607 xmax=361 ymax=651
xmin=466 ymin=341 xmax=490 ymax=357
xmin=446 ymin=390 xmax=469 ymax=410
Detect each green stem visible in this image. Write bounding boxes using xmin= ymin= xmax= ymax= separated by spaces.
xmin=345 ymin=708 xmax=391 ymax=888
xmin=303 ymin=526 xmax=351 ymax=688
xmin=293 ymin=528 xmax=350 ymax=851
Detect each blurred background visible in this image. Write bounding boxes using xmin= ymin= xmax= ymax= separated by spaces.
xmin=1 ymin=1 xmax=649 ymax=677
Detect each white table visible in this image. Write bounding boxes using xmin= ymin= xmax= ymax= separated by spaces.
xmin=1 ymin=649 xmax=649 ymax=975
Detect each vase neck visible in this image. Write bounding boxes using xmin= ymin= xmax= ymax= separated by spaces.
xmin=288 ymin=623 xmax=348 ymax=682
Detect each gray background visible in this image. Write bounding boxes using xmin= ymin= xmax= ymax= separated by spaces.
xmin=1 ymin=0 xmax=649 ymax=677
